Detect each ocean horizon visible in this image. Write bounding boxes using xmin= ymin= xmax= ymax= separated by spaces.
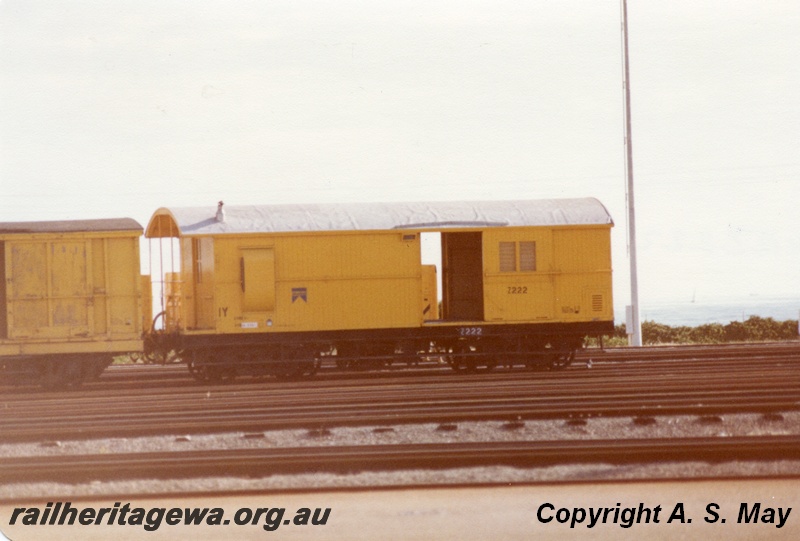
xmin=613 ymin=296 xmax=800 ymax=327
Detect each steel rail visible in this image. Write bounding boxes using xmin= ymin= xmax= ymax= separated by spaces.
xmin=2 ymin=345 xmax=798 ymax=443
xmin=4 ymin=367 xmax=799 ymax=412
xmin=4 ymin=342 xmax=797 ymax=394
xmin=6 ymin=368 xmax=797 ymax=410
xmin=4 ymin=348 xmax=799 ymax=405
xmin=2 ymin=435 xmax=799 ymax=484
xmin=2 ymin=384 xmax=798 ymax=443
xmin=2 ymin=377 xmax=799 ymax=441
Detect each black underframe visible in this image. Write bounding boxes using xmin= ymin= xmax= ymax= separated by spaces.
xmin=180 ymin=320 xmax=615 ymax=353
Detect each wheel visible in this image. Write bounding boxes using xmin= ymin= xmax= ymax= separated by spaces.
xmin=187 ymin=350 xmax=237 ymax=383
xmin=548 ymin=349 xmax=575 ymax=370
xmin=274 ymin=360 xmax=320 ymax=380
xmin=186 ymin=359 xmax=205 ymax=381
xmin=40 ymin=359 xmax=84 ymax=390
xmin=449 ymin=357 xmax=472 ymax=372
xmin=335 ymin=341 xmax=390 ymax=371
xmin=84 ymin=357 xmax=113 ymax=380
xmin=335 ymin=358 xmax=354 ymax=369
xmin=275 ymin=345 xmax=320 ymax=380
xmin=447 ymin=342 xmax=496 ymax=373
xmin=524 ymin=356 xmax=549 ymax=370
xmin=187 ymin=361 xmax=238 ymax=383
xmin=335 ymin=343 xmax=357 ymax=370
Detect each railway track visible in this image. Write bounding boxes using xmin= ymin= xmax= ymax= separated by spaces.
xmin=1 ymin=343 xmax=799 ymax=443
xmin=2 ymin=435 xmax=799 ymax=484
xmin=6 ymin=341 xmax=796 ymax=392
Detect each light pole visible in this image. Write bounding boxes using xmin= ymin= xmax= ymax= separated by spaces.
xmin=622 ymin=0 xmax=642 ymax=346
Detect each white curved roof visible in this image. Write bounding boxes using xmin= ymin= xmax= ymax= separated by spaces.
xmin=145 ymin=198 xmax=613 ymax=238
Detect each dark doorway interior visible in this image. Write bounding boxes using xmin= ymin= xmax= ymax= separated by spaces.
xmin=441 ymin=232 xmax=484 ymax=321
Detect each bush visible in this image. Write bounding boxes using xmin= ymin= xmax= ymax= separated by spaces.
xmin=642 ymin=321 xmax=675 ymax=344
xmin=690 ymin=323 xmax=726 ymax=344
xmin=602 ymin=316 xmax=798 ymax=345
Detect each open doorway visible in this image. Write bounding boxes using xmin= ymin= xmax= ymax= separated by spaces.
xmin=420 ymin=231 xmax=485 ymax=322
xmin=442 ymin=232 xmax=484 ymax=321
xmin=420 ymin=233 xmax=442 ymax=321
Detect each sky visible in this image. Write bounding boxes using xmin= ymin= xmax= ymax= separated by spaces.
xmin=1 ymin=0 xmax=798 ymax=309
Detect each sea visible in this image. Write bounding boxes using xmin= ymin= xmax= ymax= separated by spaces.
xmin=613 ymin=296 xmax=800 ymax=327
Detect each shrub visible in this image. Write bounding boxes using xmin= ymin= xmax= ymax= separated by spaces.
xmin=596 ymin=316 xmax=798 ymax=346
xmin=690 ymin=323 xmax=726 ymax=344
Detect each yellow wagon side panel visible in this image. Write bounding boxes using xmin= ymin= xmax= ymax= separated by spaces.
xmin=140 ymin=274 xmax=153 ymax=333
xmin=276 ymin=233 xmax=420 ymax=331
xmin=5 ymin=234 xmax=143 ymax=343
xmin=482 ymin=226 xmax=613 ymax=324
xmin=91 ymin=238 xmax=108 ymax=334
xmin=50 ymin=241 xmax=90 ymax=331
xmin=195 ymin=237 xmax=216 ymax=329
xmin=8 ymin=242 xmax=49 ymax=336
xmin=180 ymin=238 xmax=196 ymax=329
xmin=0 ymin=242 xmax=6 ymax=338
xmin=178 ymin=237 xmax=215 ymax=330
xmin=8 ymin=240 xmax=92 ymax=338
xmin=105 ymin=237 xmax=142 ymax=335
xmin=242 ymin=248 xmax=275 ymax=312
xmin=553 ymin=228 xmax=610 ymax=272
xmin=552 ymin=228 xmax=613 ymax=322
xmin=483 ymin=228 xmax=554 ymax=322
xmin=208 ymin=232 xmax=421 ymax=334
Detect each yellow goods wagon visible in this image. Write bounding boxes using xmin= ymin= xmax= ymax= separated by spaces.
xmin=0 ymin=218 xmax=144 ymax=388
xmin=145 ymin=199 xmax=613 ymax=381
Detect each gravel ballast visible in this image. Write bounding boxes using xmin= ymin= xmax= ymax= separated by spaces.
xmin=2 ymin=412 xmax=799 ymax=500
